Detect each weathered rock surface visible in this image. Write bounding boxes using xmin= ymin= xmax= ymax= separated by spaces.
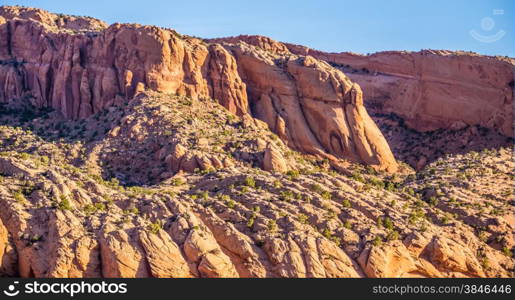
xmin=0 ymin=217 xmax=17 ymax=276
xmin=0 ymin=5 xmax=107 ymax=32
xmin=0 ymin=7 xmax=513 ymax=279
xmin=263 ymin=143 xmax=288 ymax=173
xmin=0 ymin=95 xmax=513 ymax=278
xmin=0 ymin=6 xmax=397 ymax=172
xmin=213 ymin=35 xmax=514 ymax=138
xmin=223 ymin=43 xmax=397 ymax=171
xmin=0 ymin=7 xmax=249 ymax=118
xmin=285 ymin=44 xmax=515 ymax=138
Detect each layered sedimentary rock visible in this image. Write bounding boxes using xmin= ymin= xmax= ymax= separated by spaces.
xmin=224 ymin=43 xmax=397 ymax=171
xmin=0 ymin=13 xmax=249 ymax=118
xmin=286 ymin=44 xmax=515 ymax=138
xmin=0 ymin=5 xmax=107 ymax=32
xmin=0 ymin=6 xmax=397 ymax=172
xmin=214 ymin=35 xmax=514 ymax=138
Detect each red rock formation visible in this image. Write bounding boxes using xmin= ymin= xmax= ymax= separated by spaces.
xmin=0 ymin=6 xmax=397 ymax=172
xmin=0 ymin=5 xmax=107 ymax=32
xmin=285 ymin=45 xmax=515 ymax=138
xmin=226 ymin=43 xmax=397 ymax=171
xmin=213 ymin=35 xmax=514 ymax=138
xmin=0 ymin=8 xmax=249 ymax=118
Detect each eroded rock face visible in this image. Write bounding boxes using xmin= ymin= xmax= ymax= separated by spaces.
xmin=0 ymin=217 xmax=17 ymax=276
xmin=0 ymin=9 xmax=249 ymax=118
xmin=285 ymin=44 xmax=514 ymax=138
xmin=0 ymin=5 xmax=107 ymax=32
xmin=213 ymin=35 xmax=514 ymax=138
xmin=263 ymin=143 xmax=288 ymax=173
xmin=0 ymin=6 xmax=397 ymax=172
xmin=225 ymin=44 xmax=397 ymax=172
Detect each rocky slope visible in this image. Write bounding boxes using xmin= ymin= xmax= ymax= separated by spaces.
xmin=0 ymin=6 xmax=513 ymax=278
xmin=0 ymin=91 xmax=513 ymax=278
xmin=0 ymin=6 xmax=397 ymax=172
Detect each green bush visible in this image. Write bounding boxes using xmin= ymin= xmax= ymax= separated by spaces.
xmin=94 ymin=202 xmax=106 ymax=211
xmin=171 ymin=177 xmax=185 ymax=186
xmin=310 ymin=183 xmax=323 ymax=194
xmin=13 ymin=191 xmax=26 ymax=204
xmin=376 ymin=216 xmax=384 ymax=228
xmin=320 ymin=191 xmax=332 ymax=200
xmin=267 ymin=220 xmax=277 ymax=232
xmin=279 ymin=190 xmax=294 ymax=201
xmin=342 ymin=199 xmax=351 ymax=208
xmin=387 ymin=230 xmax=400 ymax=241
xmin=244 ymin=176 xmax=256 ymax=188
xmin=384 ymin=217 xmax=394 ymax=230
xmin=343 ymin=220 xmax=352 ymax=229
xmin=148 ymin=221 xmax=163 ymax=234
xmin=273 ymin=180 xmax=282 ymax=189
xmin=58 ymin=195 xmax=72 ymax=210
xmin=297 ymin=214 xmax=309 ymax=224
xmin=83 ymin=204 xmax=96 ymax=215
xmin=286 ymin=170 xmax=300 ymax=181
xmin=372 ymin=236 xmax=383 ymax=246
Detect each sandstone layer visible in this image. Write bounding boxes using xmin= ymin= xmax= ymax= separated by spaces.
xmin=0 ymin=7 xmax=513 ymax=279
xmin=213 ymin=35 xmax=514 ymax=138
xmin=0 ymin=6 xmax=396 ymax=172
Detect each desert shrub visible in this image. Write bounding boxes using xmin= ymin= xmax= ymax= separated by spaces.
xmin=13 ymin=191 xmax=26 ymax=204
xmin=279 ymin=190 xmax=294 ymax=201
xmin=320 ymin=191 xmax=332 ymax=200
xmin=372 ymin=236 xmax=383 ymax=246
xmin=286 ymin=170 xmax=300 ymax=181
xmin=384 ymin=217 xmax=394 ymax=230
xmin=171 ymin=177 xmax=185 ymax=186
xmin=273 ymin=180 xmax=282 ymax=189
xmin=387 ymin=230 xmax=400 ymax=241
xmin=83 ymin=204 xmax=97 ymax=215
xmin=243 ymin=176 xmax=256 ymax=188
xmin=342 ymin=199 xmax=351 ymax=208
xmin=198 ymin=190 xmax=209 ymax=201
xmin=267 ymin=220 xmax=277 ymax=232
xmin=94 ymin=202 xmax=106 ymax=211
xmin=376 ymin=216 xmax=384 ymax=228
xmin=502 ymin=246 xmax=513 ymax=258
xmin=310 ymin=183 xmax=323 ymax=194
xmin=58 ymin=195 xmax=72 ymax=210
xmin=226 ymin=198 xmax=236 ymax=209
xmin=343 ymin=220 xmax=352 ymax=229
xmin=297 ymin=213 xmax=309 ymax=224
xmin=148 ymin=221 xmax=163 ymax=234
xmin=351 ymin=171 xmax=365 ymax=183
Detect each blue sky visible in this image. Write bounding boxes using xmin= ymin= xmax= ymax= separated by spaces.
xmin=3 ymin=0 xmax=514 ymax=57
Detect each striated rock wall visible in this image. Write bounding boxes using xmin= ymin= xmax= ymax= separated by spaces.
xmin=285 ymin=44 xmax=515 ymax=138
xmin=0 ymin=6 xmax=397 ymax=172
xmin=0 ymin=14 xmax=249 ymax=118
xmin=0 ymin=5 xmax=107 ymax=32
xmin=214 ymin=35 xmax=514 ymax=138
xmin=225 ymin=43 xmax=397 ymax=171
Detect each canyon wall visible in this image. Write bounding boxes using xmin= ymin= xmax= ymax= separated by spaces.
xmin=0 ymin=6 xmax=397 ymax=172
xmin=285 ymin=45 xmax=515 ymax=138
xmin=213 ymin=35 xmax=514 ymax=138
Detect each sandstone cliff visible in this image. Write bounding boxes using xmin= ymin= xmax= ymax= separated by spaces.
xmin=0 ymin=6 xmax=397 ymax=172
xmin=213 ymin=35 xmax=514 ymax=138
xmin=0 ymin=7 xmax=513 ymax=279
xmin=286 ymin=44 xmax=515 ymax=138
